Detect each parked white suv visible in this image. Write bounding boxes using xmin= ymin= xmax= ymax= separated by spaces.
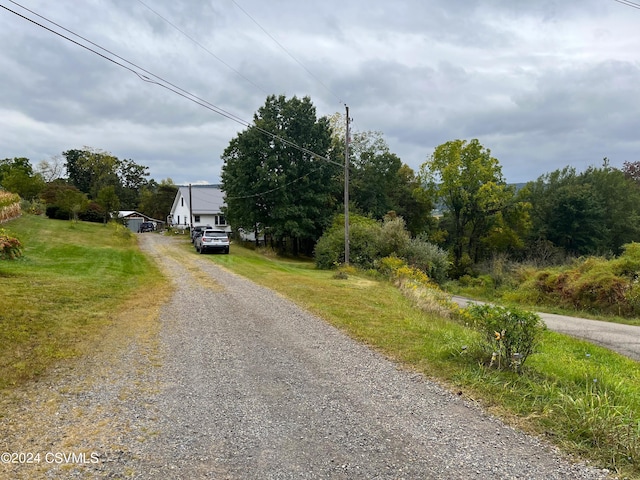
xmin=194 ymin=230 xmax=230 ymax=254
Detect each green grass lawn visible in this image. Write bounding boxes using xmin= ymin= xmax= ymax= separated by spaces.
xmin=0 ymin=215 xmax=167 ymax=390
xmin=199 ymin=241 xmax=640 ymax=478
xmin=3 ymin=219 xmax=638 ymax=477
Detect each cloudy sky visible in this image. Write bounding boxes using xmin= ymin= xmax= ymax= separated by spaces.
xmin=1 ymin=0 xmax=640 ymax=185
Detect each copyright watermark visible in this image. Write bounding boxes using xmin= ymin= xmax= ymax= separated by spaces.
xmin=1 ymin=451 xmax=100 ymax=465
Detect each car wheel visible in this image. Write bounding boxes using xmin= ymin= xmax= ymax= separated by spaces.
xmin=225 ymin=247 xmax=229 ymax=254
xmin=199 ymin=246 xmax=205 ymax=254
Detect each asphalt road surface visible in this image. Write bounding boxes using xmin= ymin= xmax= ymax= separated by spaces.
xmin=451 ymin=296 xmax=640 ymax=362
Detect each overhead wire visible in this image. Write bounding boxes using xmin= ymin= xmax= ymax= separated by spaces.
xmin=134 ymin=0 xmax=270 ymax=96
xmin=224 ymin=164 xmax=335 ymax=200
xmin=1 ymin=0 xmax=343 ymax=172
xmin=611 ymin=0 xmax=640 ymax=9
xmin=230 ymin=0 xmax=345 ymax=106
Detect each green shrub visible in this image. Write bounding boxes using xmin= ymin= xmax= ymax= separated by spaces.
xmin=375 ymin=256 xmax=457 ymax=318
xmin=315 ymin=214 xmax=450 ymax=286
xmin=0 ymin=228 xmax=23 ymax=260
xmin=401 ymin=235 xmax=450 ymax=284
xmin=20 ymin=198 xmax=45 ymax=215
xmin=79 ymin=201 xmax=106 ymax=223
xmin=314 ymin=214 xmax=382 ymax=269
xmin=466 ymin=304 xmax=544 ymax=372
xmin=45 ymin=204 xmax=69 ymax=220
xmin=612 ymin=242 xmax=640 ymax=276
xmin=377 ymin=215 xmax=410 ymax=258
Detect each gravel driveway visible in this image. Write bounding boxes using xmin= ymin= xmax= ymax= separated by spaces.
xmin=0 ymin=234 xmax=609 ymax=479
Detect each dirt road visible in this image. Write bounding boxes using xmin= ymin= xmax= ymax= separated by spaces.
xmin=0 ymin=235 xmax=609 ymax=479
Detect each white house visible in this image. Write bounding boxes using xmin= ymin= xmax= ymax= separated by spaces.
xmin=168 ymin=184 xmax=230 ymax=232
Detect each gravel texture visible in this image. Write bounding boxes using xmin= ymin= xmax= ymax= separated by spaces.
xmin=1 ymin=233 xmax=611 ymax=479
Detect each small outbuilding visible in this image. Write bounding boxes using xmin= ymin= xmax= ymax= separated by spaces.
xmin=117 ymin=211 xmax=165 ymax=233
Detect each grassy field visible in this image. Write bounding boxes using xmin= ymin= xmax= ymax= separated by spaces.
xmin=196 ymin=241 xmax=640 ymax=478
xmin=2 ymin=217 xmax=638 ymax=477
xmin=0 ymin=215 xmax=168 ymax=391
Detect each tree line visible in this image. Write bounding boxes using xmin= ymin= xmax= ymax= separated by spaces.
xmin=222 ymin=94 xmax=640 ymax=276
xmin=4 ymin=93 xmax=639 ymax=278
xmin=0 ymin=148 xmax=176 ymax=224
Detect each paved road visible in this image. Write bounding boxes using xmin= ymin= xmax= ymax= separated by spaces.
xmin=452 ymin=296 xmax=640 ymax=362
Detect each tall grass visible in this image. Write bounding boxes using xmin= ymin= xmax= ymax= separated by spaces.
xmin=202 ymin=242 xmax=640 ymax=477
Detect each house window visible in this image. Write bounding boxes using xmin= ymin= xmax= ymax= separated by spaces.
xmin=181 ymin=197 xmax=184 ymax=207
xmin=215 ymin=215 xmax=227 ymax=226
xmin=194 ymin=215 xmax=201 ymax=223
xmin=177 ymin=215 xmax=180 ymax=224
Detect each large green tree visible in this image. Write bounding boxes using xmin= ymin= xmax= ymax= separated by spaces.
xmin=138 ymin=178 xmax=178 ymax=221
xmin=96 ymin=186 xmax=120 ymax=224
xmin=63 ymin=148 xmax=119 ymax=198
xmin=420 ymin=139 xmax=526 ymax=275
xmin=0 ymin=157 xmax=33 ymax=182
xmin=328 ymin=115 xmax=432 ymax=234
xmin=62 ymin=148 xmax=149 ymax=209
xmin=221 ymin=95 xmax=340 ymax=255
xmin=0 ymin=157 xmax=45 ymax=200
xmin=524 ymin=162 xmax=640 ymax=256
xmin=115 ymin=158 xmax=150 ymax=209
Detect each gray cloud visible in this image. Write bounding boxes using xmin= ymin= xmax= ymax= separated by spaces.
xmin=1 ymin=0 xmax=639 ymax=186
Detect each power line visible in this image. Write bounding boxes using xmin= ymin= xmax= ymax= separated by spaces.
xmin=1 ymin=1 xmax=342 ymax=169
xmin=224 ymin=164 xmax=332 ymax=200
xmin=4 ymin=1 xmax=249 ymax=127
xmin=612 ymin=0 xmax=640 ymax=9
xmin=134 ymin=0 xmax=270 ymax=96
xmin=231 ymin=0 xmax=344 ymax=106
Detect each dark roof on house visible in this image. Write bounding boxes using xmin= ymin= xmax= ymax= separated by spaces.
xmin=176 ymin=184 xmax=225 ymax=214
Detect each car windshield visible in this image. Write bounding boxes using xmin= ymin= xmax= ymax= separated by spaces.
xmin=204 ymin=232 xmax=226 ymax=238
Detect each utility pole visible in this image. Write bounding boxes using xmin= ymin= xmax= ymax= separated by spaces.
xmin=188 ymin=183 xmax=193 ymax=229
xmin=344 ymin=105 xmax=350 ymax=265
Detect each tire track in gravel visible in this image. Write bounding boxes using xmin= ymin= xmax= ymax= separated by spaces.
xmin=0 ymin=234 xmax=610 ymax=479
xmin=128 ymin=234 xmax=610 ymax=480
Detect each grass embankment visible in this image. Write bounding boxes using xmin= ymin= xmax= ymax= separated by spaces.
xmin=0 ymin=215 xmax=168 ymax=391
xmin=200 ymin=242 xmax=640 ymax=478
xmin=447 ymin=247 xmax=640 ymax=326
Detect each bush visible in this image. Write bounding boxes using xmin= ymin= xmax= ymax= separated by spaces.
xmin=0 ymin=228 xmax=23 ymax=260
xmin=377 ymin=215 xmax=410 ymax=258
xmin=45 ymin=204 xmax=69 ymax=220
xmin=314 ymin=214 xmax=382 ymax=269
xmin=612 ymin=242 xmax=640 ymax=276
xmin=466 ymin=304 xmax=544 ymax=372
xmin=376 ymin=256 xmax=457 ymax=318
xmin=20 ymin=198 xmax=45 ymax=215
xmin=315 ymin=214 xmax=450 ymax=285
xmin=401 ymin=236 xmax=450 ymax=284
xmin=79 ymin=202 xmax=106 ymax=223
